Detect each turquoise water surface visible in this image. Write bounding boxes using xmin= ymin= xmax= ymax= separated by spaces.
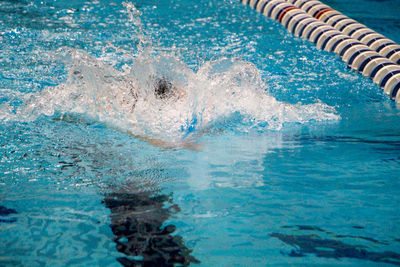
xmin=1 ymin=0 xmax=400 ymax=266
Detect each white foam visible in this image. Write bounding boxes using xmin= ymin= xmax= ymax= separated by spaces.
xmin=0 ymin=49 xmax=339 ymax=143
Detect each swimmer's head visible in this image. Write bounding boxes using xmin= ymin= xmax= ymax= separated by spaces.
xmin=154 ymin=78 xmax=173 ymax=99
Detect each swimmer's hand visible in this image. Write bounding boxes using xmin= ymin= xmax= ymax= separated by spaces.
xmin=175 ymin=87 xmax=186 ymax=100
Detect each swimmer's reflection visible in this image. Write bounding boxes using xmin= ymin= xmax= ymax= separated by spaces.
xmin=102 ymin=182 xmax=199 ymax=266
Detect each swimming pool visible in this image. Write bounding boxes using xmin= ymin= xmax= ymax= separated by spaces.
xmin=1 ymin=0 xmax=400 ymax=266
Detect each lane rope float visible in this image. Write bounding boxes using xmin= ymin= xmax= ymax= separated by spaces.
xmin=240 ymin=0 xmax=400 ymax=102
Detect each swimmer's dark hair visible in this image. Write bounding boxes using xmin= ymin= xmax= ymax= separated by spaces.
xmin=154 ymin=78 xmax=173 ymax=99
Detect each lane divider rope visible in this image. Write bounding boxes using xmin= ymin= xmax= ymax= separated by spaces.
xmin=286 ymin=0 xmax=400 ymax=64
xmin=240 ymin=0 xmax=400 ymax=102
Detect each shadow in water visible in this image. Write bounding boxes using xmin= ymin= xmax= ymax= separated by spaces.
xmin=0 ymin=206 xmax=17 ymax=223
xmin=281 ymin=225 xmax=389 ymax=245
xmin=102 ymin=182 xmax=199 ymax=266
xmin=271 ymin=225 xmax=400 ymax=266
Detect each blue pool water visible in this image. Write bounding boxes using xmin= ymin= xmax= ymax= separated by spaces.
xmin=1 ymin=0 xmax=400 ymax=266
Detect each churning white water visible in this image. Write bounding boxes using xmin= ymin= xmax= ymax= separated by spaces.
xmin=0 ymin=3 xmax=339 ymax=146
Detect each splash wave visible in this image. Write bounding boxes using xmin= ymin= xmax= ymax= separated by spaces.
xmin=0 ymin=48 xmax=339 ymax=144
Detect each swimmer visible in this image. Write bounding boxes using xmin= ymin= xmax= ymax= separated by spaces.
xmin=55 ymin=60 xmax=198 ymax=150
xmin=126 ymin=76 xmax=200 ymax=150
xmin=125 ymin=77 xmax=185 ymax=111
xmin=154 ymin=77 xmax=186 ymax=101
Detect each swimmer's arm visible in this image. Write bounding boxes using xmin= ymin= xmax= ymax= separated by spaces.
xmin=128 ymin=133 xmax=172 ymax=149
xmin=127 ymin=132 xmax=200 ymax=151
xmin=54 ymin=114 xmax=199 ymax=150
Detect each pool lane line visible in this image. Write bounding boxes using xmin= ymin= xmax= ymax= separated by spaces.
xmin=285 ymin=0 xmax=400 ymax=65
xmin=240 ymin=0 xmax=400 ymax=102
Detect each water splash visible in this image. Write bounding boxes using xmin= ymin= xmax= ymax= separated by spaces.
xmin=0 ymin=3 xmax=339 ymax=146
xmin=0 ymin=48 xmax=339 ymax=142
xmin=122 ymin=1 xmax=151 ymax=55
